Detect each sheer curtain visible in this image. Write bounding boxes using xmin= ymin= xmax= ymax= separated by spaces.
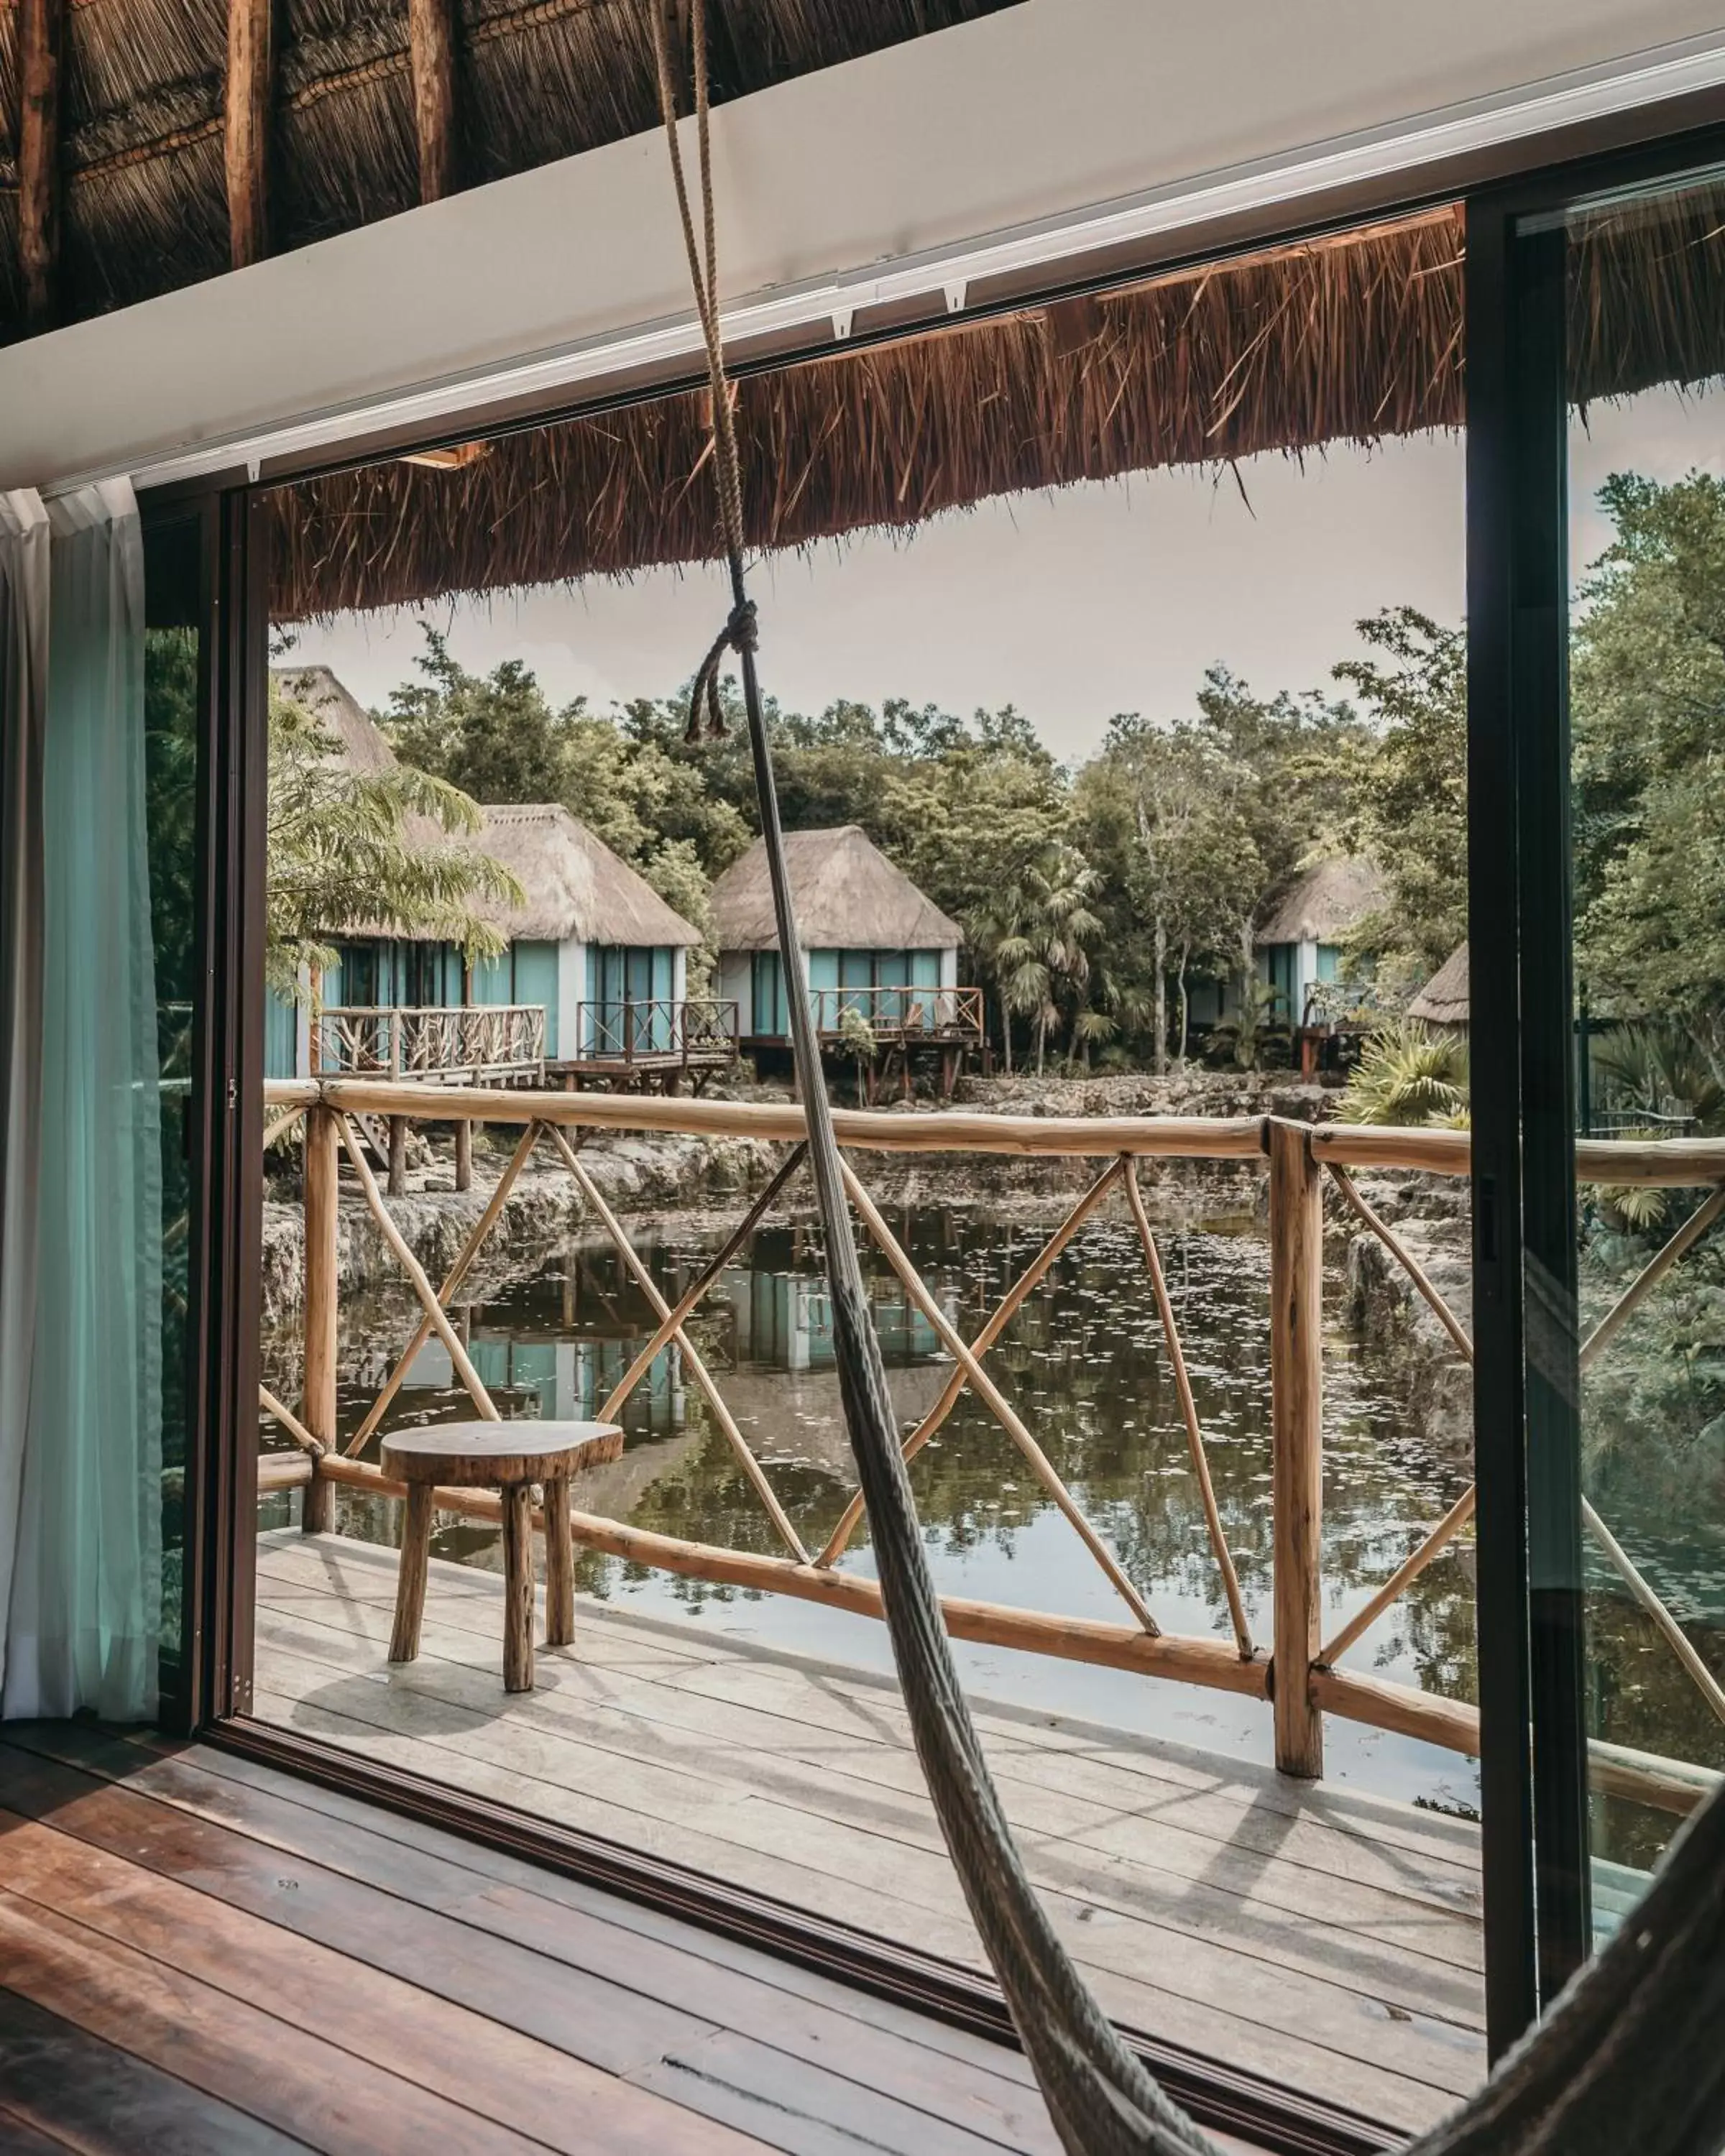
xmin=0 ymin=479 xmax=162 ymax=1721
xmin=0 ymin=491 xmax=50 ymax=1715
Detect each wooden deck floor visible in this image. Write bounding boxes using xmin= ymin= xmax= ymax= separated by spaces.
xmin=0 ymin=1722 xmax=1087 ymax=2155
xmin=250 ymin=1528 xmax=1485 ymax=2137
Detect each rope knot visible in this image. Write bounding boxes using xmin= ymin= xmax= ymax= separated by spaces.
xmin=684 ymin=598 xmax=759 ymax=744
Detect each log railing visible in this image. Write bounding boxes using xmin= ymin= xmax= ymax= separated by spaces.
xmin=571 ymin=997 xmax=739 ymax=1065
xmin=316 ymin=1003 xmax=547 ymax=1082
xmin=804 ymin=983 xmax=984 ymax=1042
xmin=259 ymin=1078 xmax=1725 ymax=1816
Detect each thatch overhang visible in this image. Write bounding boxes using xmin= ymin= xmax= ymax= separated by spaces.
xmin=712 ymin=826 xmax=960 ymax=952
xmin=470 ymin=802 xmax=702 ymax=948
xmin=1255 ymin=857 xmax=1386 ymax=949
xmin=267 ymin=185 xmax=1725 ymax=620
xmin=0 ymin=0 xmax=1012 ymax=337
xmin=1408 ymin=941 xmax=1470 ymax=1029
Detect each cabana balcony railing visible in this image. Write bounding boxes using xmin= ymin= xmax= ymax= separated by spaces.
xmin=257 ymin=1079 xmax=1725 ymax=1821
xmin=571 ymin=996 xmax=739 ymax=1065
xmin=806 ymin=983 xmax=983 ymax=1041
xmin=315 ymin=1003 xmax=546 ymax=1084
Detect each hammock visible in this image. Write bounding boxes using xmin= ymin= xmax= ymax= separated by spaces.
xmin=643 ymin=11 xmax=1725 ymax=2147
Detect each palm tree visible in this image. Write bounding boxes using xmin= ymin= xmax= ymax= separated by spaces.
xmin=967 ymin=875 xmax=1041 ymax=1077
xmin=267 ymin=684 xmax=523 ymax=1001
xmin=1021 ymin=844 xmax=1105 ymax=1075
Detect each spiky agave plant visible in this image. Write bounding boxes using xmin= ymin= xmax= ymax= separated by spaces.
xmin=1336 ymin=1018 xmax=1470 ymax=1126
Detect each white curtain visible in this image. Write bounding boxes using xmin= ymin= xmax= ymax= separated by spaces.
xmin=0 ymin=479 xmax=162 ymax=1721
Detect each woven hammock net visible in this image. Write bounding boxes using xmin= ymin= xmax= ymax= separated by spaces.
xmin=643 ymin=10 xmax=1725 ymax=2148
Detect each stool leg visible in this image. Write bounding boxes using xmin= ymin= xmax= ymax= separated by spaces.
xmin=390 ymin=1483 xmax=434 ymax=1664
xmin=502 ymin=1482 xmax=535 ymax=1692
xmin=544 ymin=1473 xmax=574 ymax=1647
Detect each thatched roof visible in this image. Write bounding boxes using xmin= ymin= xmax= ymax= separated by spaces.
xmin=0 ymin=1 xmax=1008 ymax=338
xmin=1408 ymin=941 xmax=1469 ymax=1028
xmin=1255 ymin=856 xmax=1385 ymax=947
xmin=471 ymin=803 xmax=700 ymax=947
xmin=273 ymin=661 xmax=451 ymax=853
xmin=712 ymin=826 xmax=960 ymax=952
xmin=271 ymin=663 xmax=697 ymax=946
xmin=265 ymin=185 xmax=1725 ymax=619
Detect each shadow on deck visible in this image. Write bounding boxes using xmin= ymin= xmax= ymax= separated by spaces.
xmin=254 ymin=1526 xmax=1486 ymax=2138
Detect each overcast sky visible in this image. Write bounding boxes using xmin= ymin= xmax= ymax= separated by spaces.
xmin=288 ymin=390 xmax=1715 ymax=765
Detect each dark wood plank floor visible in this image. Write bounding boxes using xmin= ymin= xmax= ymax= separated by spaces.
xmin=0 ymin=1720 xmax=1116 ymax=2156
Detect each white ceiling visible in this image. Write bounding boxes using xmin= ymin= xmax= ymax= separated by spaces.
xmin=2 ymin=0 xmax=1723 ymax=494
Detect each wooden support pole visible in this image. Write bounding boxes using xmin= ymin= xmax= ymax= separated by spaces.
xmin=816 ymin=1156 xmax=1124 ymax=1569
xmin=454 ymin=1118 xmax=472 ymax=1192
xmin=1124 ymin=1161 xmax=1253 ymax=1658
xmin=19 ymin=0 xmax=64 ymax=331
xmin=302 ymin=1106 xmax=340 ymax=1531
xmin=225 ymin=0 xmax=275 ymax=270
xmin=543 ymin=1473 xmax=575 ymax=1646
xmin=389 ymin=1484 xmax=434 ymax=1662
xmin=1268 ymin=1118 xmax=1324 ymax=1777
xmin=502 ymin=1483 xmax=535 ymax=1692
xmin=387 ymin=1114 xmax=408 ymax=1197
xmin=597 ymin=1142 xmax=808 ymax=1423
xmin=842 ymin=1159 xmax=1160 ymax=1634
xmin=543 ymin=1125 xmax=811 ymax=1564
xmin=349 ymin=1121 xmax=540 ymax=1455
xmin=408 ymin=0 xmax=459 ymax=203
xmin=336 ymin=1113 xmax=500 ymax=1421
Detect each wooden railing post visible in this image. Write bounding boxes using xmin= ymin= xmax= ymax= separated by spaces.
xmin=454 ymin=1118 xmax=472 ymax=1192
xmin=303 ymin=1105 xmax=340 ymax=1533
xmin=1268 ymin=1117 xmax=1324 ymax=1777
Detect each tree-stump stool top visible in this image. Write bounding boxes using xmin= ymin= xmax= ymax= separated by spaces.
xmin=381 ymin=1421 xmax=622 ymax=1489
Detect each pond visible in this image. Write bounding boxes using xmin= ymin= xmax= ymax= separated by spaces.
xmin=259 ymin=1199 xmax=1725 ymax=1846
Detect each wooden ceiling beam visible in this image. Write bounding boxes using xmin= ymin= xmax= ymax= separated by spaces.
xmin=225 ymin=0 xmax=275 ymax=270
xmin=19 ymin=0 xmax=65 ymax=331
xmin=408 ymin=0 xmax=459 ymax=204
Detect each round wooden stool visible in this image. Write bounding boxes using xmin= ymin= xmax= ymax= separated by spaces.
xmin=380 ymin=1421 xmax=622 ymax=1692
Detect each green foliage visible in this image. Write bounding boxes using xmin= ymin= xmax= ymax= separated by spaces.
xmin=1335 ymin=607 xmax=1468 ymax=992
xmin=267 ymin=683 xmax=521 ymax=999
xmin=1571 ymin=473 xmax=1725 ymax=1049
xmin=1075 ymin=671 xmax=1364 ymax=1064
xmin=1587 ymin=1023 xmax=1725 ymax=1235
xmin=1335 ymin=1019 xmax=1469 ymax=1127
xmin=836 ymin=1004 xmax=878 ymax=1102
xmin=383 ymin=623 xmax=749 ymax=898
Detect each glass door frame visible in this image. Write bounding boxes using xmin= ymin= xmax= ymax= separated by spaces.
xmin=1468 ymin=114 xmax=1725 ymax=2055
xmin=162 ymin=107 xmax=1725 ymax=2139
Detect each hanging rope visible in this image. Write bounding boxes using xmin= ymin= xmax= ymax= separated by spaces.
xmin=641 ymin=8 xmax=1725 ymax=2149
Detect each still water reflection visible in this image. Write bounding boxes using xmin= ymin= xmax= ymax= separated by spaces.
xmin=264 ymin=1203 xmax=1512 ymax=1813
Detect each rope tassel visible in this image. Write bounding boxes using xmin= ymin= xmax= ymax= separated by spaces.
xmin=644 ymin=5 xmax=1725 ymax=2150
xmin=684 ymin=596 xmax=755 ymax=742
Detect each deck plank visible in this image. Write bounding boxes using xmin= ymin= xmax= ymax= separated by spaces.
xmin=245 ymin=1531 xmax=1488 ymax=2129
xmin=252 ymin=1593 xmax=1484 ymax=1998
xmin=0 ymin=1738 xmax=1059 ymax=2156
xmin=0 ymin=1884 xmax=566 ymax=2155
xmin=0 ymin=1987 xmax=313 ymax=2154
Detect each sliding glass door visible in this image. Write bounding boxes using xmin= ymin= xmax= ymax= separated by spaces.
xmin=1474 ymin=142 xmax=1725 ymax=2041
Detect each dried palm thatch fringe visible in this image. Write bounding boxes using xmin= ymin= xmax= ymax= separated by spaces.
xmin=644 ymin=4 xmax=1725 ymax=2147
xmin=270 ymin=180 xmax=1725 ymax=620
xmin=0 ymin=0 xmax=1008 ymax=329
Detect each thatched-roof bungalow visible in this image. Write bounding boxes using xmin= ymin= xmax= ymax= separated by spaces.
xmin=1409 ymin=942 xmax=1471 ymax=1031
xmin=1254 ymin=856 xmax=1387 ymax=1028
xmin=269 ymin=665 xmax=704 ymax=1075
xmin=712 ymin=826 xmax=968 ymax=1052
